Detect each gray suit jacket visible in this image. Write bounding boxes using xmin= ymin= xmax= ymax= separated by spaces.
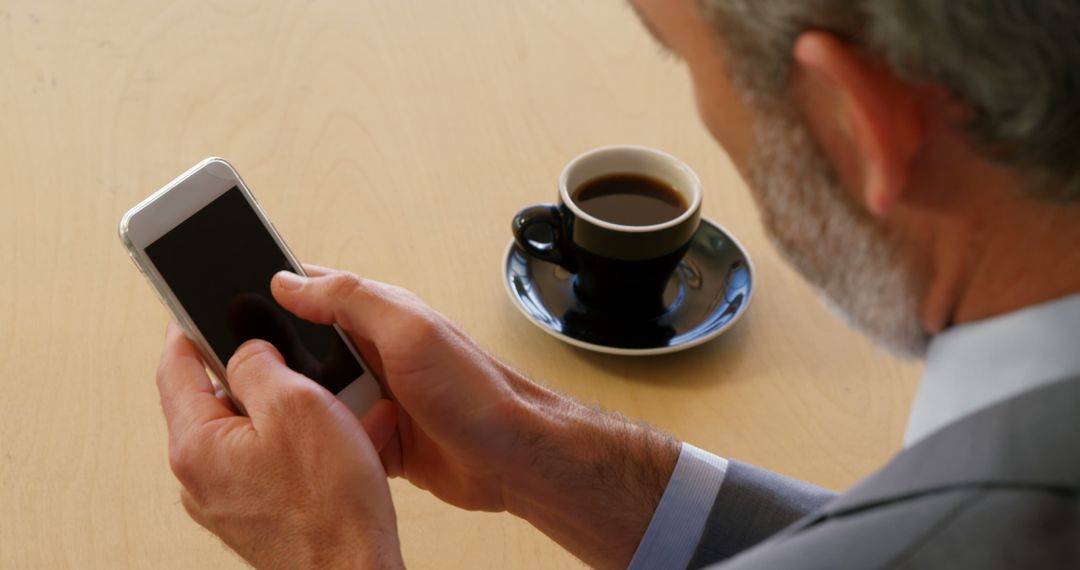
xmin=691 ymin=376 xmax=1080 ymax=569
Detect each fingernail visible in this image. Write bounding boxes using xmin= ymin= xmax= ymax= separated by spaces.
xmin=275 ymin=271 xmax=306 ymax=291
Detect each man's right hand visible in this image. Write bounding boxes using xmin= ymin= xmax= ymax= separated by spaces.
xmin=271 ymin=266 xmax=680 ymax=569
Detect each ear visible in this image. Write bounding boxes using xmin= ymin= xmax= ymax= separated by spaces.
xmin=791 ymin=32 xmax=923 ymax=217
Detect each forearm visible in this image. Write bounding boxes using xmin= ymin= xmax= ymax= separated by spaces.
xmin=501 ymin=382 xmax=680 ymax=569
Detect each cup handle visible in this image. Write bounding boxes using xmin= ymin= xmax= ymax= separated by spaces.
xmin=512 ymin=204 xmax=575 ymax=272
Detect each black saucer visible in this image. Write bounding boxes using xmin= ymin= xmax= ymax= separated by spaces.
xmin=503 ymin=218 xmax=754 ymax=355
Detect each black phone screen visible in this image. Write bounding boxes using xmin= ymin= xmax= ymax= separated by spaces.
xmin=145 ymin=186 xmax=363 ymax=394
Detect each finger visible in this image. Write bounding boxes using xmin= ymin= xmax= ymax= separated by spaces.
xmin=270 ymin=271 xmax=429 ymax=349
xmin=378 ymin=404 xmax=409 ymax=478
xmin=225 ymin=339 xmax=327 ymax=425
xmin=225 ymin=291 xmax=324 ymax=379
xmin=157 ymin=323 xmax=235 ymax=439
xmin=379 ymin=431 xmax=404 ymax=478
xmin=271 ymin=270 xmax=390 ymax=389
xmin=359 ymin=399 xmax=397 ymax=452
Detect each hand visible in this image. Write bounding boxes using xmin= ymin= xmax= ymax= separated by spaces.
xmin=156 ymin=322 xmax=404 ymax=569
xmin=272 ymin=266 xmax=680 ymax=569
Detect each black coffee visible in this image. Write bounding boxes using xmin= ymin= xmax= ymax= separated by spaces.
xmin=572 ymin=174 xmax=688 ymax=226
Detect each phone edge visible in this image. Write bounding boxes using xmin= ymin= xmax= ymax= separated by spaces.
xmin=117 ymin=158 xmax=383 ymax=418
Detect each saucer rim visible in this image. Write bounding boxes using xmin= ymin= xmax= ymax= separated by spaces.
xmin=501 ymin=216 xmax=755 ymax=356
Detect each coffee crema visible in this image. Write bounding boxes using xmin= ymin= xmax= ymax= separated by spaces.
xmin=571 ymin=173 xmax=688 ymax=227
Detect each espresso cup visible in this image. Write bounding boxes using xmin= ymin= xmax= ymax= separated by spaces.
xmin=512 ymin=145 xmax=702 ymax=320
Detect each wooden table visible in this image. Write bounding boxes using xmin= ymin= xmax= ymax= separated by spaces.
xmin=0 ymin=1 xmax=920 ymax=567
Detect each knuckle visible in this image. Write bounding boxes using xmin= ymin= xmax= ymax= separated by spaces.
xmin=274 ymin=384 xmax=328 ymax=415
xmin=407 ymin=310 xmax=439 ymax=336
xmin=327 ymin=271 xmax=366 ymax=300
xmin=395 ymin=307 xmax=446 ymax=347
xmin=155 ymin=359 xmax=171 ymax=389
xmin=386 ymin=284 xmax=424 ymax=307
xmin=167 ymin=439 xmax=199 ymax=489
xmin=179 ymin=489 xmax=200 ymax=518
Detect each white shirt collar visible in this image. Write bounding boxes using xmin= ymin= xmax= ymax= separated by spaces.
xmin=904 ymin=292 xmax=1080 ymax=446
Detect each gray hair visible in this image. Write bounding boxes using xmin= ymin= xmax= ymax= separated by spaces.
xmin=700 ymin=0 xmax=1080 ymax=201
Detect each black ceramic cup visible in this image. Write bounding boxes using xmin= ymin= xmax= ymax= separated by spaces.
xmin=512 ymin=145 xmax=703 ymax=320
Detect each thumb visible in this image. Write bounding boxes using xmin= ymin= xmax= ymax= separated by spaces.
xmin=227 ymin=339 xmax=323 ymax=424
xmin=270 ymin=270 xmax=426 ymax=349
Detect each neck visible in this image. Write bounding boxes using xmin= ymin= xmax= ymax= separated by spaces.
xmin=951 ymin=190 xmax=1080 ymax=326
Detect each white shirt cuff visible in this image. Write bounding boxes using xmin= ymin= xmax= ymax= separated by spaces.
xmin=628 ymin=443 xmax=729 ymax=570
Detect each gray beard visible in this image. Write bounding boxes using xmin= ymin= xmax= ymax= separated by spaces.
xmin=746 ymin=107 xmax=930 ymax=358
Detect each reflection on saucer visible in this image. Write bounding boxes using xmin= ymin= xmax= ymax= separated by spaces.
xmin=503 ymin=218 xmax=754 ymax=356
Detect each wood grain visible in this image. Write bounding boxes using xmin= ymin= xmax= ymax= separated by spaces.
xmin=0 ymin=1 xmax=920 ymax=567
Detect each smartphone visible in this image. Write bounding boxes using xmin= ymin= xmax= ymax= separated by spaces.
xmin=119 ymin=157 xmax=382 ymax=417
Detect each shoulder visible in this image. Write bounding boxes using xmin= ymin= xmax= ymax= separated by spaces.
xmin=888 ymin=486 xmax=1080 ymax=569
xmin=714 ymin=485 xmax=1079 ymax=569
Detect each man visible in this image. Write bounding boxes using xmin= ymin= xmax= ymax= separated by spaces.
xmin=156 ymin=0 xmax=1080 ymax=568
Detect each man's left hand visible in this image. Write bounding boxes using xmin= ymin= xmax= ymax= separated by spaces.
xmin=156 ymin=322 xmax=404 ymax=569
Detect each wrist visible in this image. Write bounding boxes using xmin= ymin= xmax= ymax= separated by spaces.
xmin=499 ymin=378 xmax=680 ymax=568
xmin=285 ymin=522 xmax=403 ymax=570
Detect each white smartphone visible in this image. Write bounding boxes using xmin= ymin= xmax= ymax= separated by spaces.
xmin=119 ymin=157 xmax=382 ymax=417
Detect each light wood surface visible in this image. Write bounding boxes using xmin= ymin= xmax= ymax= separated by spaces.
xmin=0 ymin=1 xmax=921 ymax=568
